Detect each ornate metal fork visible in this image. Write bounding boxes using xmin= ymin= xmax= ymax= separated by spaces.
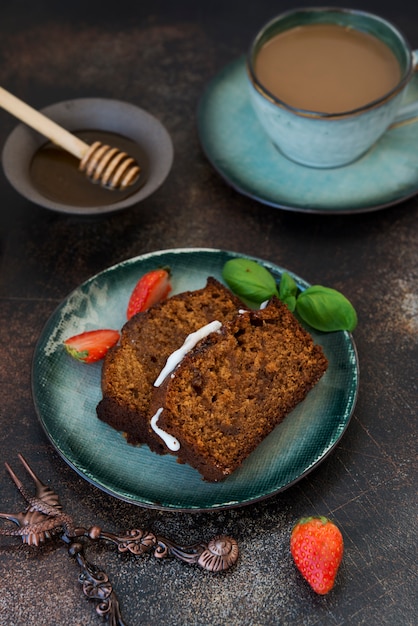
xmin=0 ymin=454 xmax=239 ymax=625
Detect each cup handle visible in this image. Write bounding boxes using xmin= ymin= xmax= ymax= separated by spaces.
xmin=391 ymin=50 xmax=418 ymax=127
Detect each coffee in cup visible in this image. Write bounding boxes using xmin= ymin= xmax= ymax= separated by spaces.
xmin=247 ymin=8 xmax=418 ymax=168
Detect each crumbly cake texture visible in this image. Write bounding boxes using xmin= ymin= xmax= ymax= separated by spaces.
xmin=150 ymin=297 xmax=328 ymax=482
xmin=96 ymin=277 xmax=247 ymax=451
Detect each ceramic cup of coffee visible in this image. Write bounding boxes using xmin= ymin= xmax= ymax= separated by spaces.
xmin=247 ymin=7 xmax=418 ymax=168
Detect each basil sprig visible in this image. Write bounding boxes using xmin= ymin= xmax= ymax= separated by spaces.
xmin=222 ymin=258 xmax=357 ymax=332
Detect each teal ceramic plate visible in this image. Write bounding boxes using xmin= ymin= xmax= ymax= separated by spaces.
xmin=32 ymin=248 xmax=359 ymax=511
xmin=197 ymin=57 xmax=418 ymax=214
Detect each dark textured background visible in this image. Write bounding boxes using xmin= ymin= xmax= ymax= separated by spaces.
xmin=0 ymin=1 xmax=417 ymax=624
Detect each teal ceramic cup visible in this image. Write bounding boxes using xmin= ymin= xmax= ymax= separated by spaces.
xmin=247 ymin=8 xmax=418 ymax=168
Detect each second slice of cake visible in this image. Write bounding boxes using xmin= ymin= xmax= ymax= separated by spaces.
xmin=149 ymin=297 xmax=329 ymax=482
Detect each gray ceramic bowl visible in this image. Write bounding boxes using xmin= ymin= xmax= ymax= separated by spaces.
xmin=1 ymin=98 xmax=173 ymax=215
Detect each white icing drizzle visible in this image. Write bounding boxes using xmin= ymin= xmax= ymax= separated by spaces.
xmin=153 ymin=320 xmax=222 ymax=387
xmin=150 ymin=408 xmax=180 ymax=451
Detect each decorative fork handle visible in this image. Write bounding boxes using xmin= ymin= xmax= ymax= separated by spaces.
xmin=74 ymin=525 xmax=239 ymax=572
xmin=68 ymin=539 xmax=125 ymax=626
xmin=66 ymin=528 xmax=238 ymax=625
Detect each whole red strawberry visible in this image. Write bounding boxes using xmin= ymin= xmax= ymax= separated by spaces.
xmin=290 ymin=516 xmax=343 ymax=595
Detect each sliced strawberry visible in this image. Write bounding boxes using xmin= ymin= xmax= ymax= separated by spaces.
xmin=64 ymin=329 xmax=120 ymax=363
xmin=127 ymin=268 xmax=172 ymax=319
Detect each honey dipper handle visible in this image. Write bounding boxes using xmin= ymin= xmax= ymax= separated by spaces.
xmin=0 ymin=86 xmax=89 ymax=159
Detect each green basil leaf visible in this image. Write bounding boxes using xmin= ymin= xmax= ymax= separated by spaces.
xmin=296 ymin=285 xmax=358 ymax=332
xmin=279 ymin=272 xmax=298 ymax=312
xmin=222 ymin=258 xmax=279 ymax=304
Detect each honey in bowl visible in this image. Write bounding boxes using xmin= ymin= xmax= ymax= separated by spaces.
xmin=30 ymin=130 xmax=148 ymax=208
xmin=254 ymin=23 xmax=402 ymax=113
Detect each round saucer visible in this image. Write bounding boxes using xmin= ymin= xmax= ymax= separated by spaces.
xmin=2 ymin=98 xmax=173 ymax=215
xmin=197 ymin=57 xmax=418 ymax=214
xmin=32 ymin=248 xmax=358 ymax=511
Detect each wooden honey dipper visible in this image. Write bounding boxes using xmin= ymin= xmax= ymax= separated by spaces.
xmin=0 ymin=87 xmax=140 ymax=189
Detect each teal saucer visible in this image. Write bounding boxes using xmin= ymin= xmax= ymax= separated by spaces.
xmin=197 ymin=57 xmax=418 ymax=214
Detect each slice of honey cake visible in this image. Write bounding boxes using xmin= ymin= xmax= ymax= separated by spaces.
xmin=149 ymin=297 xmax=328 ymax=481
xmin=96 ymin=277 xmax=247 ymax=451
